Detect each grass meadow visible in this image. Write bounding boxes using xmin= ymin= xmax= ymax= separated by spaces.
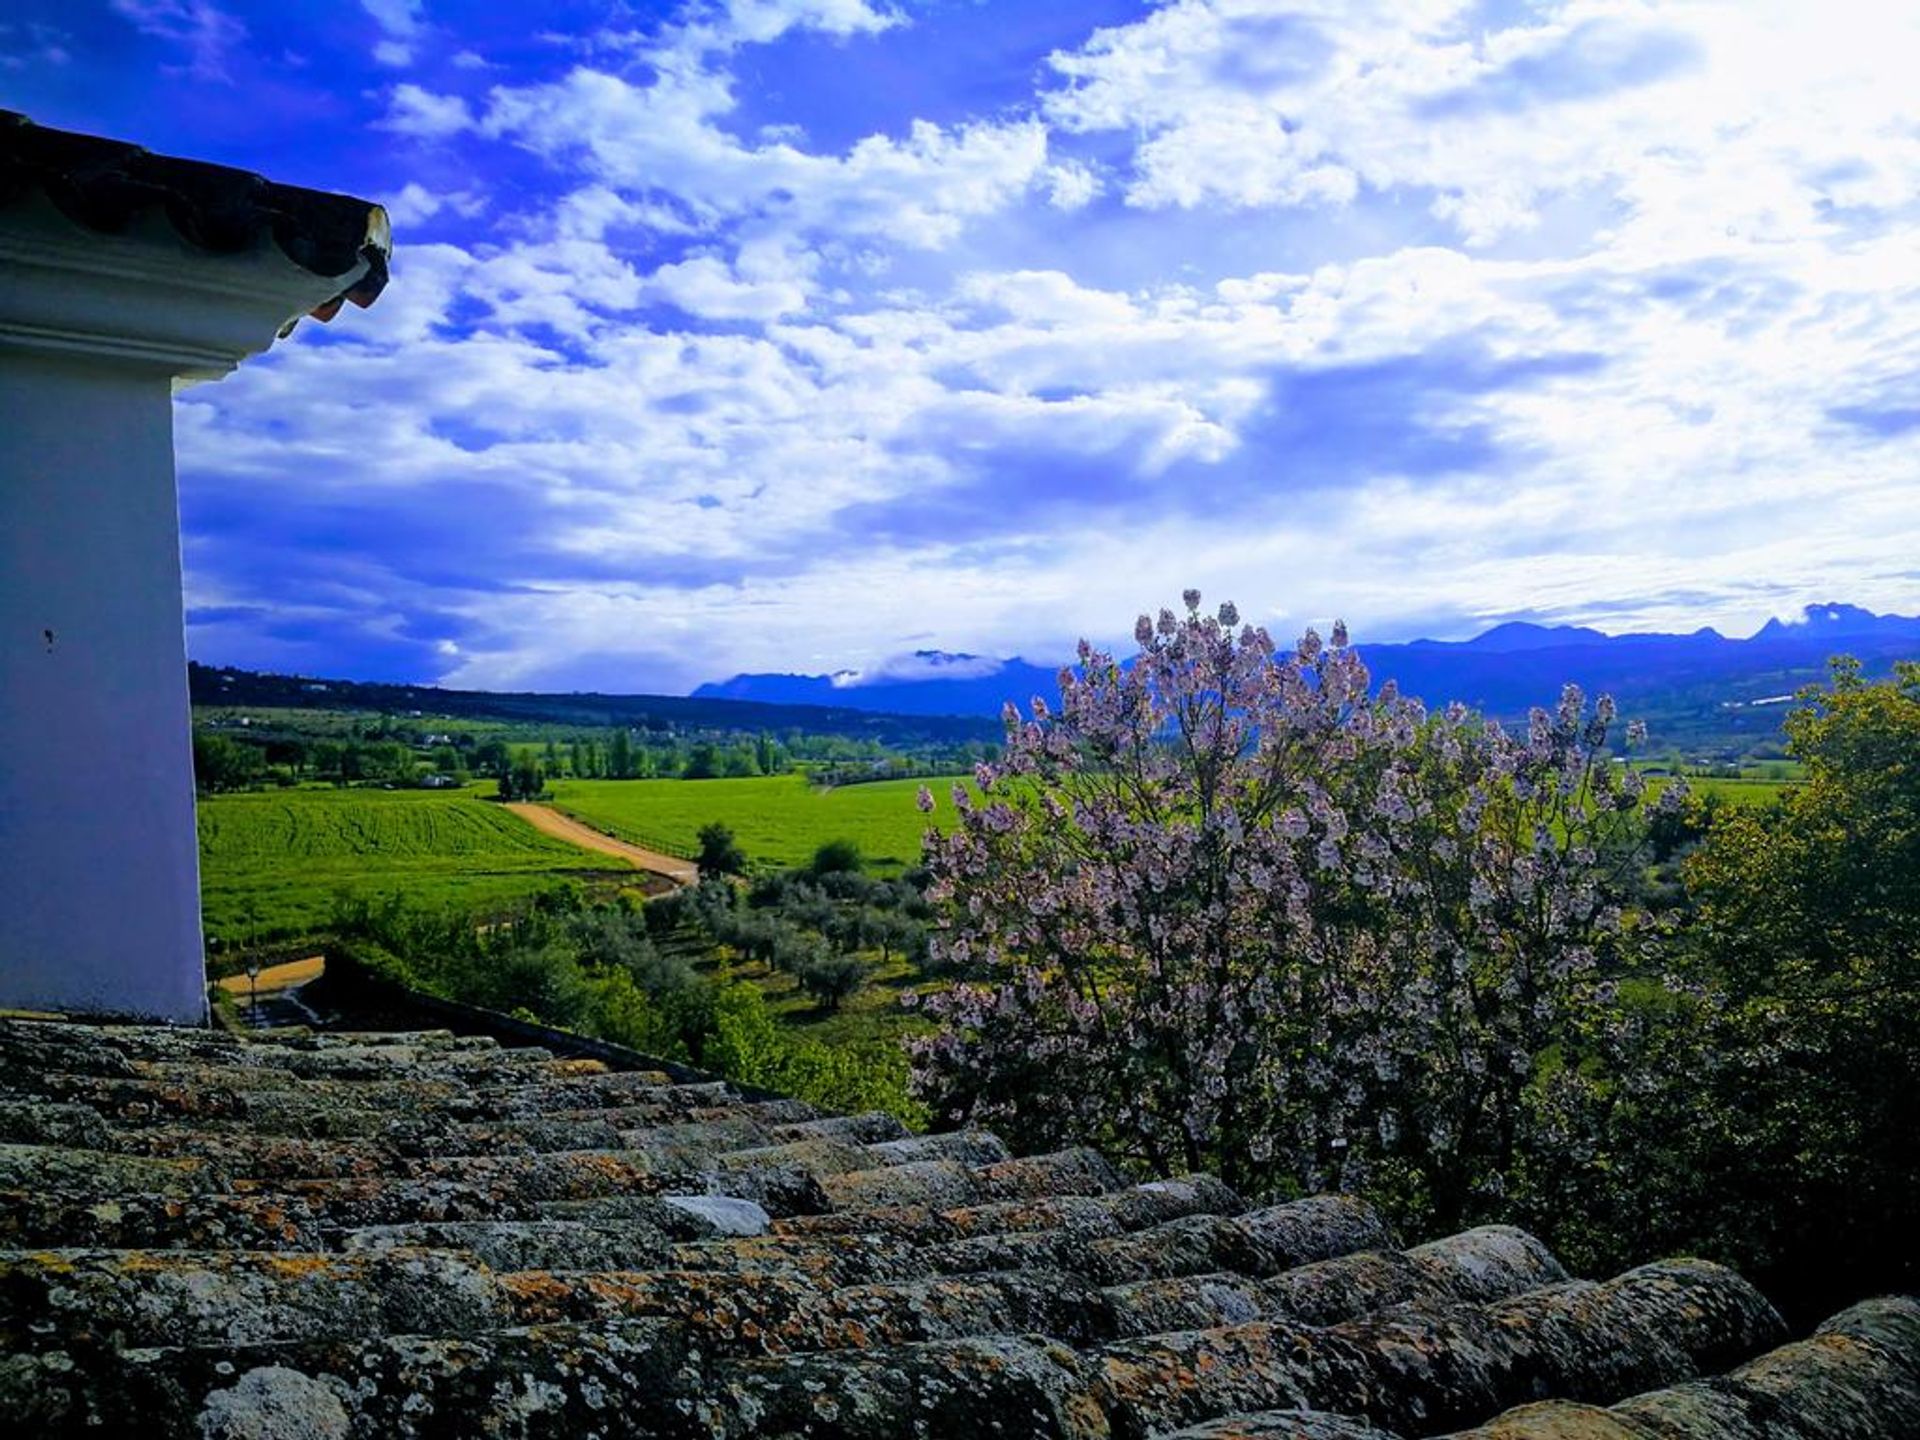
xmin=545 ymin=774 xmax=961 ymax=873
xmin=197 ymin=786 xmax=647 ymax=947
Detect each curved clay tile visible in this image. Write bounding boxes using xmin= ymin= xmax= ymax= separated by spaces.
xmin=0 ymin=109 xmax=388 ymax=320
xmin=0 ymin=1015 xmax=1914 ymax=1438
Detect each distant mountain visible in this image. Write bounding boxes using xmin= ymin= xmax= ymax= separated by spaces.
xmin=1444 ymin=621 xmax=1611 ymax=653
xmin=695 ymin=604 xmax=1920 ymax=748
xmin=696 ymin=652 xmax=1070 ymax=719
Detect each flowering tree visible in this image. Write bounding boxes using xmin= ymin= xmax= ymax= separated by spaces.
xmin=911 ymin=591 xmax=1676 ymax=1231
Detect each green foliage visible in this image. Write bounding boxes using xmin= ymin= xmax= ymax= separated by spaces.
xmin=192 ymin=732 xmax=266 ymax=793
xmin=696 ymin=822 xmax=748 ymax=880
xmin=808 ymin=839 xmax=865 ymax=877
xmin=1688 ymin=658 xmax=1919 ymax=989
xmin=1648 ymin=658 xmax=1920 ymax=1317
xmin=706 ymin=983 xmax=926 ymax=1125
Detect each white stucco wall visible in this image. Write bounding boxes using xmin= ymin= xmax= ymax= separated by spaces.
xmin=0 ymin=352 xmax=209 ymax=1022
xmin=0 ymin=193 xmax=380 ymax=1024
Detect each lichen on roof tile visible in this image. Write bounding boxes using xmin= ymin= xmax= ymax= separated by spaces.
xmin=0 ymin=1014 xmax=1913 ymax=1439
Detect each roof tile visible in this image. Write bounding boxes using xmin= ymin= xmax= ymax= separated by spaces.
xmin=0 ymin=1015 xmax=1910 ymax=1439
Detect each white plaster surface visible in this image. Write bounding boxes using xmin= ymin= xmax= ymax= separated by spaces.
xmin=0 ymin=352 xmax=208 ymax=1022
xmin=0 ymin=197 xmax=377 ymax=1022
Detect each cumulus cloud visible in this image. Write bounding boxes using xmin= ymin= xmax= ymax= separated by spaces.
xmin=381 ymin=82 xmax=475 ymax=137
xmin=97 ymin=0 xmax=1914 ymax=690
xmin=383 ymin=182 xmax=487 ymax=228
xmin=109 ymin=0 xmax=247 ymax=81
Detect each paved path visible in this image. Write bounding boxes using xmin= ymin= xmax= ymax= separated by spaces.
xmin=503 ymin=802 xmax=699 ymax=887
xmin=216 ymin=956 xmax=329 ymax=1029
xmin=215 ymin=955 xmax=325 ymax=999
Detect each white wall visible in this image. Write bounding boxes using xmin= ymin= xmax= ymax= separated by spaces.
xmin=0 ymin=351 xmax=208 ymax=1023
xmin=0 ymin=192 xmax=379 ymax=1024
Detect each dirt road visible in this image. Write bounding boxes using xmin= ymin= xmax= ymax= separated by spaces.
xmin=503 ymin=803 xmax=700 ymax=887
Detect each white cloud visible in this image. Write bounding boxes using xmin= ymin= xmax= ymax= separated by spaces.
xmin=644 ymin=255 xmax=810 ymax=321
xmin=174 ymin=0 xmax=1920 ymax=688
xmin=381 ymin=82 xmax=475 ymax=137
xmin=360 ymin=0 xmax=422 ymax=39
xmin=383 ymin=182 xmax=487 ymax=227
xmin=475 ymin=67 xmax=1050 ymax=249
xmin=109 ymin=0 xmax=246 ymax=82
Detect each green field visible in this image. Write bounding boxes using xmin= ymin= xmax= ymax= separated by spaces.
xmin=197 ymin=787 xmax=646 ymax=947
xmin=1679 ymin=776 xmax=1791 ymax=807
xmin=547 ymin=775 xmax=960 ymax=873
xmin=1642 ymin=773 xmax=1791 ymax=809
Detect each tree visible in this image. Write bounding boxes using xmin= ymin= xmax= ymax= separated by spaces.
xmin=192 ymin=732 xmax=265 ymax=792
xmin=1641 ymin=657 xmax=1920 ymax=1318
xmin=696 ymin=821 xmax=747 ymax=880
xmin=608 ymin=727 xmax=635 ymax=780
xmin=911 ymin=591 xmax=1666 ymax=1231
xmin=1688 ymin=657 xmax=1919 ymax=992
xmin=755 ymin=731 xmax=783 ymax=776
xmin=498 ymin=755 xmax=544 ymax=802
xmin=796 ymin=947 xmax=869 ymax=1012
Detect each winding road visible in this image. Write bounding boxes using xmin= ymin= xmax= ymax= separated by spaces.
xmin=503 ymin=802 xmax=700 ymax=887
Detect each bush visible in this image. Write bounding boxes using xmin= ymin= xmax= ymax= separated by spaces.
xmin=705 ymin=984 xmax=924 ymax=1125
xmin=809 ymin=839 xmax=864 ymax=877
xmin=912 ymin=591 xmax=1667 ymax=1232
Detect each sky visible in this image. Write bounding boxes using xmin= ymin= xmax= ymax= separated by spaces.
xmin=5 ymin=0 xmax=1919 ymax=694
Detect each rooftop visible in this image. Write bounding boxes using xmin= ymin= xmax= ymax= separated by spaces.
xmin=0 ymin=109 xmax=388 ymax=324
xmin=1 ymin=1014 xmax=1914 ymax=1437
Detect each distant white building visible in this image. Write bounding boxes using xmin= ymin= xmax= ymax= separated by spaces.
xmin=0 ymin=112 xmax=389 ymax=1022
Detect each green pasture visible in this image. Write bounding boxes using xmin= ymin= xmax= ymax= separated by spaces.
xmin=545 ymin=774 xmax=962 ymax=873
xmin=196 ymin=786 xmax=640 ymax=946
xmin=1645 ymin=774 xmax=1791 ymax=809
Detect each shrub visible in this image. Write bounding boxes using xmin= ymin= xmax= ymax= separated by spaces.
xmin=912 ymin=591 xmax=1668 ymax=1233
xmin=809 ymin=839 xmax=865 ymax=877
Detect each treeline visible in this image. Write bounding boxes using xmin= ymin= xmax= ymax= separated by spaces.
xmin=194 ymin=715 xmax=999 ymax=795
xmin=192 ymin=724 xmax=794 ymax=793
xmin=188 ymin=661 xmax=1004 ymax=747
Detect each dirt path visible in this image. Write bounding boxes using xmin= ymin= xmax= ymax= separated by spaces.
xmin=504 ymin=802 xmax=699 ymax=887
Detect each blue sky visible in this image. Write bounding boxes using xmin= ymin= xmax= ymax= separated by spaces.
xmin=5 ymin=1 xmax=1918 ymax=693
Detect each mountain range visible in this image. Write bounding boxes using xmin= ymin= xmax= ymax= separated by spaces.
xmin=696 ymin=603 xmax=1920 ymax=747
